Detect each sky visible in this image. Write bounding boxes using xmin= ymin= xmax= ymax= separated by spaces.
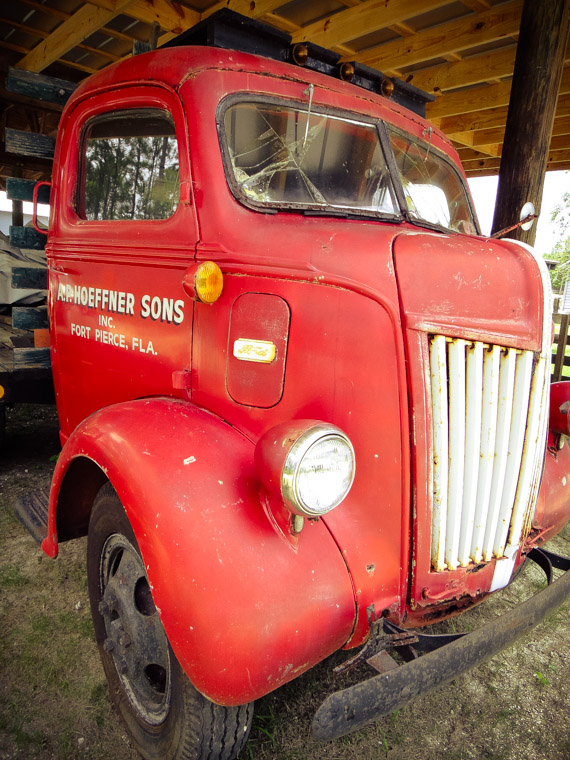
xmin=468 ymin=170 xmax=569 ymax=258
xmin=1 ymin=170 xmax=569 ymax=256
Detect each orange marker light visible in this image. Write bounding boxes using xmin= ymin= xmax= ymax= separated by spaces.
xmin=339 ymin=62 xmax=355 ymax=82
xmin=182 ymin=261 xmax=224 ymax=304
xmin=292 ymin=43 xmax=309 ymax=66
xmin=381 ymin=77 xmax=394 ymax=98
xmin=195 ymin=261 xmax=224 ymax=304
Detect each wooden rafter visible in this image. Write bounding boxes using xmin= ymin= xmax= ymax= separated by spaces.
xmin=290 ymin=0 xmax=450 ymax=49
xmin=14 ymin=0 xmax=136 ymax=73
xmin=356 ymin=0 xmax=523 ymax=72
xmin=1 ymin=0 xmax=569 ymax=179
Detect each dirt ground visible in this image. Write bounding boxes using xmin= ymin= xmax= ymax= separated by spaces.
xmin=1 ymin=403 xmax=569 ymax=760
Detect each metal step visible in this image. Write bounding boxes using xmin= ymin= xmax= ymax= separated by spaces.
xmin=13 ymin=489 xmax=49 ymax=543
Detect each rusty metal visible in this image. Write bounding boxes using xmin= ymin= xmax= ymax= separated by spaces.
xmin=311 ymin=549 xmax=570 ymax=742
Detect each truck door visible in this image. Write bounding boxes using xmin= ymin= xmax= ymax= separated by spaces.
xmin=48 ymin=85 xmax=198 ymax=438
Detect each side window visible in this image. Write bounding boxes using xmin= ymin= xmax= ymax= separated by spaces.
xmin=78 ymin=109 xmax=180 ymax=221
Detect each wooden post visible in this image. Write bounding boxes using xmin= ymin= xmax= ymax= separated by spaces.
xmin=553 ymin=313 xmax=570 ymax=381
xmin=11 ymin=166 xmax=24 ymax=229
xmin=11 ymin=199 xmax=24 ymax=229
xmin=491 ymin=0 xmax=570 ymax=245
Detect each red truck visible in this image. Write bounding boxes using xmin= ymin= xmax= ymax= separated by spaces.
xmin=22 ymin=9 xmax=570 ymax=760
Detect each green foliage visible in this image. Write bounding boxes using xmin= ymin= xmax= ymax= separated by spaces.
xmin=535 ymin=671 xmax=550 ymax=687
xmin=548 ymin=237 xmax=570 ymax=292
xmin=548 ymin=177 xmax=570 ymax=293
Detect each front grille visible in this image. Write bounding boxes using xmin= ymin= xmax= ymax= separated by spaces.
xmin=429 ymin=336 xmax=548 ymax=572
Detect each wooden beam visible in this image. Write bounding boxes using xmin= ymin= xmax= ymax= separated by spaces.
xmin=15 ymin=1 xmax=135 ymax=73
xmin=428 ymin=63 xmax=570 ymax=121
xmin=4 ymin=128 xmax=55 ymax=159
xmin=454 ymin=114 xmax=570 ymax=149
xmin=6 ymin=177 xmax=51 ymax=204
xmin=462 ymin=156 xmax=570 ymax=174
xmin=411 ymin=36 xmax=569 ymax=95
xmin=491 ymin=0 xmax=570 ymax=243
xmin=202 ymin=1 xmax=285 ymax=20
xmin=0 ymin=17 xmax=121 ymax=63
xmin=428 ymin=81 xmax=512 ymax=119
xmin=433 ymin=91 xmax=570 ymax=135
xmin=461 ymin=0 xmax=491 ymax=11
xmin=408 ymin=46 xmax=517 ymax=95
xmin=6 ymin=67 xmax=76 ymax=106
xmin=356 ymin=0 xmax=523 ymax=71
xmin=290 ymin=0 xmax=450 ymax=49
xmin=122 ymin=0 xmax=198 ymax=34
xmin=16 ymin=0 xmax=140 ymax=46
xmin=457 ymin=145 xmax=502 ymax=160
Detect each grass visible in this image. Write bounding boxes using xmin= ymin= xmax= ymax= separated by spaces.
xmin=2 ymin=405 xmax=570 ymax=760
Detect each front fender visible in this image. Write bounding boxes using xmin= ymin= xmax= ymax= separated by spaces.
xmin=44 ymin=398 xmax=356 ymax=704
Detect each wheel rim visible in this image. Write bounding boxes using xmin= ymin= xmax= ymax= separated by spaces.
xmin=99 ymin=533 xmax=171 ymax=726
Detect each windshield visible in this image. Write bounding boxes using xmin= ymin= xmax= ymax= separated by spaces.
xmin=220 ymin=99 xmax=477 ymax=234
xmin=222 ymin=101 xmax=399 ymax=217
xmin=388 ymin=128 xmax=477 ymax=234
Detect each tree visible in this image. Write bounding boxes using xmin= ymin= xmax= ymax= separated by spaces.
xmin=547 ymin=178 xmax=570 ymax=293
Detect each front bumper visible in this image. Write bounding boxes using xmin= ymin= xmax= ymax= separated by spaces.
xmin=312 ymin=547 xmax=570 ymax=741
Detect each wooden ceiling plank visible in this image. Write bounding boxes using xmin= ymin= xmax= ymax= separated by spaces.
xmin=120 ymin=0 xmax=198 ymax=34
xmin=290 ymin=0 xmax=450 ymax=49
xmin=429 ymin=64 xmax=570 ymax=120
xmin=410 ymin=46 xmax=516 ymax=95
xmin=457 ymin=144 xmax=501 ymax=159
xmin=356 ymin=0 xmax=523 ymax=71
xmin=0 ymin=17 xmax=121 ymax=63
xmin=454 ymin=114 xmax=570 ymax=149
xmin=435 ymin=93 xmax=570 ymax=134
xmin=461 ymin=0 xmax=491 ymax=11
xmin=15 ymin=1 xmax=135 ymax=73
xmin=411 ymin=36 xmax=569 ymax=97
xmin=428 ymin=80 xmax=512 ymax=119
xmin=449 ymin=131 xmax=474 ymax=147
xmin=202 ymin=1 xmax=285 ymax=20
xmin=17 ymin=0 xmax=141 ymax=45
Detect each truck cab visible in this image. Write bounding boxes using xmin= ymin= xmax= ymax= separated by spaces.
xmin=36 ymin=10 xmax=570 ymax=760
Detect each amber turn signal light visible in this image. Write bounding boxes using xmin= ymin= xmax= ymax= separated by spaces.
xmin=381 ymin=77 xmax=394 ymax=98
xmin=182 ymin=261 xmax=223 ymax=304
xmin=339 ymin=62 xmax=355 ymax=82
xmin=292 ymin=43 xmax=309 ymax=66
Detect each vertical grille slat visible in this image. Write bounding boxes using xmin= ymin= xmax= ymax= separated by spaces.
xmin=457 ymin=342 xmax=483 ymax=567
xmin=470 ymin=344 xmax=501 ymax=564
xmin=445 ymin=340 xmax=466 ymax=571
xmin=428 ymin=336 xmax=547 ymax=572
xmin=481 ymin=348 xmax=517 ymax=562
xmin=430 ymin=335 xmax=449 ymax=573
xmin=508 ymin=356 xmax=547 ymax=548
xmin=492 ymin=350 xmax=533 ymax=557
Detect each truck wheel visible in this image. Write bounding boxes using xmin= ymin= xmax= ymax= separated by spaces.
xmin=86 ymin=482 xmax=253 ymax=760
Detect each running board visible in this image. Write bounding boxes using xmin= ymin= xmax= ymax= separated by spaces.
xmin=13 ymin=489 xmax=49 ymax=543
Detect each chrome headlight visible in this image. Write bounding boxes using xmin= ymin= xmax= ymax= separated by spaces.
xmin=256 ymin=421 xmax=355 ymax=517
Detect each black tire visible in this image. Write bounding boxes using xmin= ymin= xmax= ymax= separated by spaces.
xmin=87 ymin=482 xmax=253 ymax=760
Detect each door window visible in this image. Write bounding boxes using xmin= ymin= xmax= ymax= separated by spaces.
xmin=78 ymin=109 xmax=180 ymax=221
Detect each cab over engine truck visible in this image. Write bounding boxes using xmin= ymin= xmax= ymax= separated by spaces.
xmin=18 ymin=9 xmax=570 ymax=760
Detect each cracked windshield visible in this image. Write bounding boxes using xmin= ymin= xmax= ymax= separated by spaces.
xmin=388 ymin=129 xmax=477 ymax=235
xmin=223 ymin=101 xmax=398 ymax=216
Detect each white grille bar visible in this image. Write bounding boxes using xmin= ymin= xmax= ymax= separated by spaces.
xmin=429 ymin=337 xmax=547 ymax=572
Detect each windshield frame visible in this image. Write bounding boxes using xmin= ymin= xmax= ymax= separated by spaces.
xmin=217 ymin=93 xmax=480 ymax=235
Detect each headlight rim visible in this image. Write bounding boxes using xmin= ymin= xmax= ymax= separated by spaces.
xmin=281 ymin=423 xmax=355 ymax=517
